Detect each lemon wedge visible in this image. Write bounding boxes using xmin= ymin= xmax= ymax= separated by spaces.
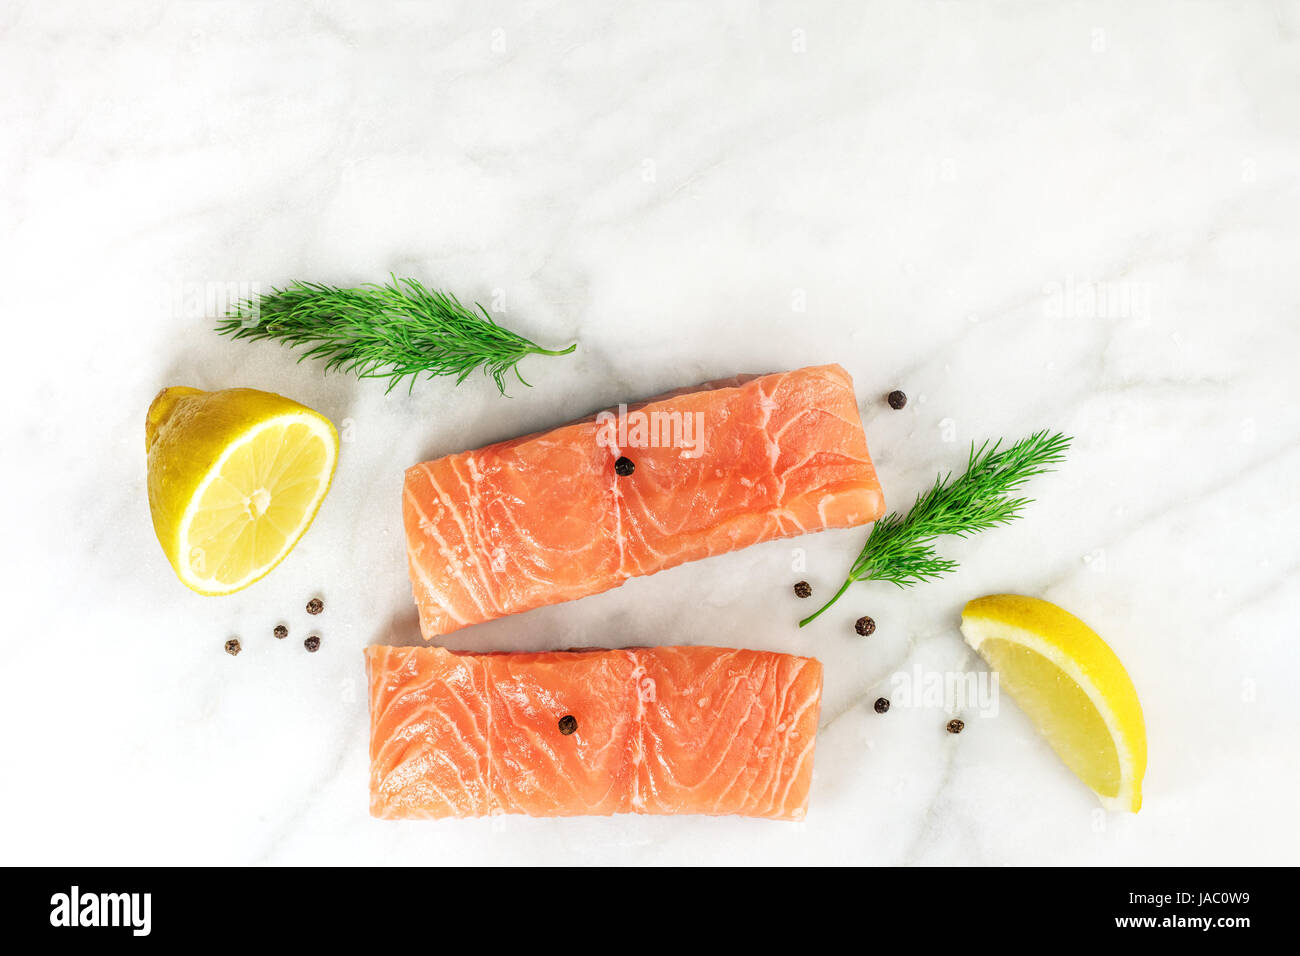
xmin=960 ymin=594 xmax=1147 ymax=812
xmin=146 ymin=387 xmax=339 ymax=595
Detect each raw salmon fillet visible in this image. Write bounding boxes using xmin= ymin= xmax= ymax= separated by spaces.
xmin=403 ymin=364 xmax=884 ymax=639
xmin=365 ymin=644 xmax=823 ymax=820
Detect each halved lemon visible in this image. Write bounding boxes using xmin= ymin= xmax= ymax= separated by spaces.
xmin=146 ymin=387 xmax=339 ymax=595
xmin=960 ymin=594 xmax=1147 ymax=812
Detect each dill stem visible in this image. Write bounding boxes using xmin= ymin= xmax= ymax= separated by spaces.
xmin=799 ymin=578 xmax=852 ymax=628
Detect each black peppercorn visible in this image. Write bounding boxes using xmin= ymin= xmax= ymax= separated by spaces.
xmin=614 ymin=456 xmax=635 ymax=476
xmin=793 ymin=581 xmax=812 ymax=599
xmin=306 ymin=597 xmax=324 ymax=615
xmin=887 ymin=390 xmax=907 ymax=409
xmin=946 ymin=718 xmax=965 ymax=734
xmin=855 ymin=615 xmax=876 ymax=636
xmin=224 ymin=638 xmax=241 ymax=656
xmin=273 ymin=624 xmax=288 ymax=639
xmin=874 ymin=697 xmax=890 ymax=714
xmin=558 ymin=715 xmax=578 ymax=735
xmin=304 ymin=635 xmax=321 ymax=652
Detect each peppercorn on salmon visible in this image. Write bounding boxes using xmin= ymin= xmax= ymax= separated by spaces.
xmin=403 ymin=364 xmax=884 ymax=639
xmin=365 ymin=644 xmax=823 ymax=819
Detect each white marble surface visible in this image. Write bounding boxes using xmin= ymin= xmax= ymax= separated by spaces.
xmin=2 ymin=0 xmax=1298 ymax=865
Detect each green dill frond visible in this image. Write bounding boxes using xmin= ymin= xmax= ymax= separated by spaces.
xmin=800 ymin=430 xmax=1071 ymax=626
xmin=216 ymin=276 xmax=575 ymax=395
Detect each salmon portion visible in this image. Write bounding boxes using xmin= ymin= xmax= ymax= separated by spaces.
xmin=365 ymin=645 xmax=823 ymax=820
xmin=403 ymin=364 xmax=884 ymax=639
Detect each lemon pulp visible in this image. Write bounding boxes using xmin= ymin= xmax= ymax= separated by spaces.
xmin=181 ymin=417 xmax=333 ymax=590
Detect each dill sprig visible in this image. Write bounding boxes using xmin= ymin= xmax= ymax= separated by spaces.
xmin=216 ymin=276 xmax=576 ymax=394
xmin=799 ymin=430 xmax=1072 ymax=627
